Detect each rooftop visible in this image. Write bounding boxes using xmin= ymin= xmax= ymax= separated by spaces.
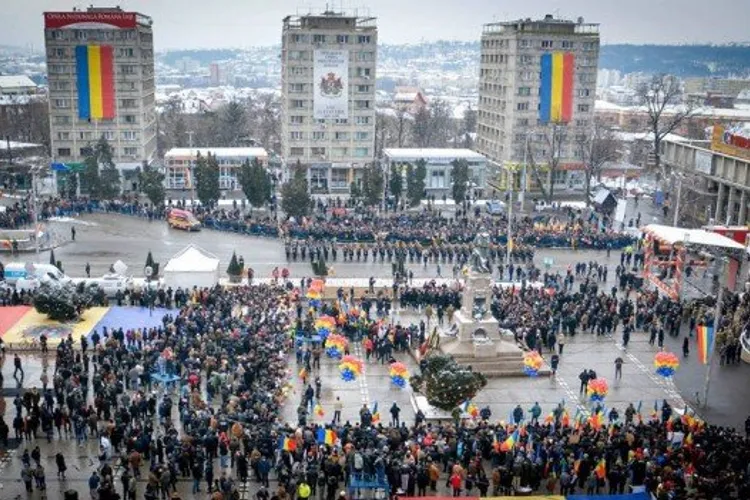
xmin=0 ymin=75 xmax=37 ymax=90
xmin=383 ymin=148 xmax=487 ymax=161
xmin=165 ymin=147 xmax=268 ymax=158
xmin=483 ymin=14 xmax=599 ymax=36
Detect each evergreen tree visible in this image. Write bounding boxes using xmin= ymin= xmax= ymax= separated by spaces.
xmin=360 ymin=163 xmax=384 ymax=206
xmin=219 ymin=100 xmax=248 ymax=147
xmin=81 ymin=137 xmax=120 ymax=199
xmin=407 ymin=159 xmax=427 ymax=207
xmin=34 ymin=281 xmax=101 ymax=321
xmin=281 ymin=161 xmax=311 ymax=219
xmin=238 ymin=158 xmax=272 ymax=208
xmin=412 ymin=354 xmax=487 ymax=412
xmin=226 ymin=251 xmax=243 ymax=276
xmin=138 ymin=161 xmax=166 ymax=206
xmin=389 ymin=164 xmax=403 ymax=202
xmin=194 ymin=152 xmax=221 ymax=208
xmin=349 ymin=181 xmax=361 ymax=201
xmin=450 ymin=158 xmax=470 ymax=203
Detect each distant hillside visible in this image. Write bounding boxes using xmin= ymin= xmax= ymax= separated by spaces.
xmin=600 ymin=44 xmax=750 ymax=77
xmin=156 ymin=43 xmax=750 ymax=78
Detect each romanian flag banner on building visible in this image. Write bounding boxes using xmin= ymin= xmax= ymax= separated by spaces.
xmin=75 ymin=45 xmax=116 ymax=120
xmin=539 ymin=52 xmax=574 ymax=123
xmin=696 ymin=325 xmax=714 ymax=365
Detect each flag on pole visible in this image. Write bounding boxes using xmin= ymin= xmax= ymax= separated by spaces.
xmin=499 ymin=430 xmax=519 ymax=451
xmin=696 ymin=325 xmax=714 ymax=364
xmin=371 ymin=402 xmax=380 ymax=424
xmin=316 ymin=428 xmax=337 ymax=445
xmin=594 ymin=458 xmax=606 ymax=479
xmin=280 ymin=437 xmax=296 ymax=452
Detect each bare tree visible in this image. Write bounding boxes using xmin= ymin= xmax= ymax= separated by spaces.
xmin=412 ymin=107 xmax=431 ymax=147
xmin=637 ymin=74 xmax=697 ymax=179
xmin=577 ymin=119 xmax=622 ymax=205
xmin=411 ymin=99 xmax=454 ymax=148
xmin=525 ymin=125 xmax=567 ymax=203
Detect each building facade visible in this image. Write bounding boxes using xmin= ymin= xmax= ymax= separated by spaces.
xmin=281 ymin=11 xmax=377 ymax=193
xmin=44 ymin=7 xmax=156 ymax=171
xmin=164 ymin=147 xmax=268 ymax=191
xmin=382 ymin=148 xmax=489 ymax=197
xmin=662 ymin=131 xmax=750 ymax=226
xmin=475 ymin=15 xmax=600 ymax=195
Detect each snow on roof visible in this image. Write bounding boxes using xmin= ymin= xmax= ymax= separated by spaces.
xmin=165 ymin=147 xmax=268 ymax=158
xmin=164 ymin=244 xmax=220 ymax=273
xmin=383 ymin=148 xmax=487 ymax=161
xmin=614 ymin=131 xmax=689 ymax=143
xmin=0 ymin=75 xmax=37 ymax=89
xmin=394 ymin=92 xmax=419 ymax=102
xmin=2 ymin=141 xmax=43 ymax=150
xmin=643 ymin=224 xmax=746 ymax=250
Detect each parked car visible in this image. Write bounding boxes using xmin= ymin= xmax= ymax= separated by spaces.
xmin=96 ymin=274 xmax=132 ymax=297
xmin=486 ymin=200 xmax=506 ymax=215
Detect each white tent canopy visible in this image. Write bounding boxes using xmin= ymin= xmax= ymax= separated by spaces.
xmin=163 ymin=244 xmax=221 ymax=288
xmin=643 ymin=224 xmax=746 ymax=250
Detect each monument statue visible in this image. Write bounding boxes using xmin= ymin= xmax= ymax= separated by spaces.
xmin=471 ymin=227 xmax=492 ymax=274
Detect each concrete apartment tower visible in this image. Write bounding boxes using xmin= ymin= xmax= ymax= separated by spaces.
xmin=44 ymin=6 xmax=156 ymax=178
xmin=281 ymin=10 xmax=377 ymax=193
xmin=475 ymin=15 xmax=600 ymax=196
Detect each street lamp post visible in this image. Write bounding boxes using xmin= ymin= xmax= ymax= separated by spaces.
xmin=702 ymin=256 xmax=727 ymax=409
xmin=506 ymin=169 xmax=514 ymax=267
xmin=673 ymin=174 xmax=683 ymax=227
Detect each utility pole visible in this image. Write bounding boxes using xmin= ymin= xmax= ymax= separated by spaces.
xmin=186 ymin=131 xmax=195 ymax=204
xmin=673 ymin=174 xmax=683 ymax=227
xmin=702 ymin=256 xmax=726 ymax=408
xmin=506 ymin=169 xmax=514 ymax=270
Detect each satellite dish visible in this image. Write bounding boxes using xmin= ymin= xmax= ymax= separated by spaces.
xmin=144 ymin=266 xmax=153 ymax=278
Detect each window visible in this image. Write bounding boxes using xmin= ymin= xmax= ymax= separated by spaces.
xmin=54 ymin=116 xmax=70 ymax=125
xmin=290 ymin=67 xmax=307 ymax=76
xmin=292 ymin=34 xmax=308 ymax=43
xmin=311 ymin=147 xmax=326 ymax=157
xmin=290 ymin=147 xmax=305 ymax=156
xmin=312 ymin=131 xmax=326 ymax=140
xmin=120 ymin=99 xmax=136 ymax=108
xmin=316 ymin=118 xmax=326 ymax=124
xmin=124 ymin=115 xmax=136 ymax=124
xmin=118 ymin=47 xmax=134 ymax=57
xmin=124 ymin=147 xmax=138 ymax=156
xmin=290 ymin=116 xmax=304 ymax=125
xmin=355 ymin=132 xmax=369 ymax=141
xmin=288 ymin=50 xmax=309 ymax=61
xmin=57 ymin=148 xmax=71 ymax=157
xmin=561 ymin=41 xmax=574 ymax=49
xmin=356 ymin=84 xmax=371 ymax=93
xmin=57 ymin=132 xmax=70 ymax=140
xmin=575 ymin=119 xmax=589 ymax=127
xmin=292 ymin=99 xmax=305 ymax=109
xmin=355 ymin=116 xmax=370 ymax=125
xmin=357 ymin=35 xmax=371 ymax=44
xmin=290 ymin=83 xmax=305 ymax=93
xmin=517 ymin=118 xmax=529 ymax=126
xmin=336 ymin=35 xmax=349 ymax=44
xmin=120 ymin=65 xmax=136 ymax=75
xmin=430 ymin=170 xmax=446 ymax=189
xmin=516 ymin=102 xmax=530 ymax=111
xmin=356 ymin=67 xmax=371 ymax=77
xmin=122 ymin=131 xmax=138 ymax=141
xmin=582 ymin=41 xmax=597 ymax=50
xmin=518 ymin=39 xmax=531 ymax=48
xmin=313 ymin=34 xmax=326 ymax=43
xmin=51 ymin=81 xmax=71 ymax=91
xmin=577 ymin=104 xmax=590 ymax=112
xmin=290 ymin=131 xmax=304 ymax=140
xmin=520 ymin=71 xmax=533 ymax=80
xmin=335 ymin=132 xmax=349 ymax=141
xmin=334 ymin=118 xmax=348 ymax=124
xmin=79 ymin=131 xmax=92 ymax=140
xmin=79 ymin=147 xmax=92 ymax=156
xmin=53 ymin=48 xmax=66 ymax=58
xmin=74 ymin=30 xmax=87 ymax=41
xmin=356 ymin=51 xmax=374 ymax=62
xmin=578 ymin=89 xmax=591 ymax=97
xmin=101 ymin=131 xmax=115 ymax=140
xmin=518 ymin=55 xmax=532 ymax=64
xmin=332 ymin=147 xmax=348 ymax=157
xmin=518 ymin=87 xmax=531 ymax=96
xmin=354 ymin=147 xmax=369 ymax=157
xmin=355 ymin=100 xmax=371 ymax=109
xmin=53 ymin=98 xmax=70 ymax=108
xmin=541 ymin=40 xmax=554 ymax=48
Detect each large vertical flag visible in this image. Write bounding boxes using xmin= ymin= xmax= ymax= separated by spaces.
xmin=539 ymin=52 xmax=574 ymax=123
xmin=75 ymin=45 xmax=116 ymax=120
xmin=696 ymin=325 xmax=714 ymax=365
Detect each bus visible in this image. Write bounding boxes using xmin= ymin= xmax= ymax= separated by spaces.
xmin=167 ymin=208 xmax=201 ymax=231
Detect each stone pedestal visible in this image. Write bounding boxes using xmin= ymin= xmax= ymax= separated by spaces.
xmin=439 ymin=272 xmax=546 ymax=377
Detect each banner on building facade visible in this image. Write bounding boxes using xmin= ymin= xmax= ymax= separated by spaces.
xmin=314 ymin=50 xmax=348 ymax=120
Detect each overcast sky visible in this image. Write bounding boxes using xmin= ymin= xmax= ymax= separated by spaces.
xmin=4 ymin=0 xmax=750 ymax=50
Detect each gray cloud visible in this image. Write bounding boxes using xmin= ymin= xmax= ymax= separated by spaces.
xmin=3 ymin=0 xmax=749 ymax=50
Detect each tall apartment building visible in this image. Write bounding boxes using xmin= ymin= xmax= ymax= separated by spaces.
xmin=475 ymin=15 xmax=600 ymax=194
xmin=44 ymin=7 xmax=156 ymax=172
xmin=281 ymin=11 xmax=377 ymax=193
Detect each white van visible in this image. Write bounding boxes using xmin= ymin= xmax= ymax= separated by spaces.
xmin=3 ymin=262 xmax=71 ymax=292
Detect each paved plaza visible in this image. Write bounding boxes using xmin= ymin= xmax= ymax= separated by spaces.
xmin=0 ymin=198 xmax=749 ymax=499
